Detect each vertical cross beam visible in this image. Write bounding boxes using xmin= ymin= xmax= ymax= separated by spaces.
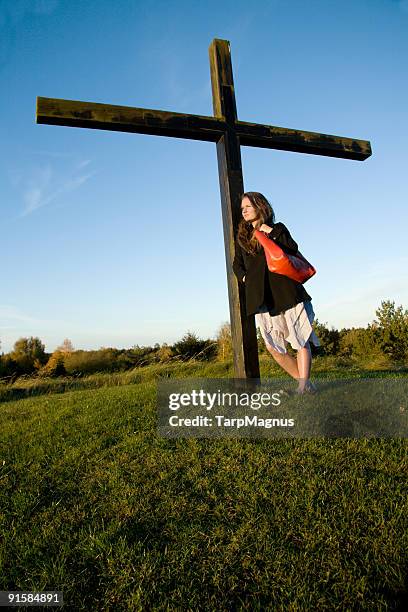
xmin=209 ymin=39 xmax=260 ymax=378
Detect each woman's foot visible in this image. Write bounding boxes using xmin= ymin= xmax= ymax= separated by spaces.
xmin=305 ymin=380 xmax=318 ymax=394
xmin=296 ymin=380 xmax=318 ymax=394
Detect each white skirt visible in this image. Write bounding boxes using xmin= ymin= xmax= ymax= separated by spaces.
xmin=255 ymin=300 xmax=320 ymax=354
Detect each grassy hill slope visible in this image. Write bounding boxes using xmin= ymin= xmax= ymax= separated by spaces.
xmin=0 ymin=361 xmax=407 ymax=610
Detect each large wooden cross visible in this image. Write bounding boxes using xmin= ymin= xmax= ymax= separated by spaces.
xmin=36 ymin=38 xmax=371 ymax=379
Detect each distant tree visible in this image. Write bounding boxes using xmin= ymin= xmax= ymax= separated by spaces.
xmin=115 ymin=352 xmax=136 ymax=371
xmin=216 ymin=322 xmax=232 ymax=360
xmin=172 ymin=331 xmax=215 ymax=361
xmin=39 ymin=351 xmax=66 ymax=377
xmin=11 ymin=337 xmax=46 ymax=374
xmin=373 ymin=300 xmax=408 ymax=362
xmin=339 ymin=325 xmax=383 ymax=362
xmin=56 ymin=338 xmax=74 ymax=353
xmin=156 ymin=343 xmax=174 ymax=363
xmin=312 ymin=319 xmax=340 ymax=355
xmin=63 ymin=349 xmax=119 ymax=375
xmin=130 ymin=345 xmax=156 ymax=367
xmin=0 ymin=354 xmax=18 ymax=379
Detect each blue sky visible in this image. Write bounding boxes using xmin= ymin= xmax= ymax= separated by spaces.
xmin=1 ymin=0 xmax=407 ymax=353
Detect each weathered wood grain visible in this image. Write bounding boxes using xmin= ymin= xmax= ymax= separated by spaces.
xmin=236 ymin=120 xmax=371 ymax=160
xmin=36 ymin=97 xmax=371 ymax=160
xmin=209 ymin=39 xmax=261 ymax=378
xmin=36 ymin=97 xmax=225 ymax=142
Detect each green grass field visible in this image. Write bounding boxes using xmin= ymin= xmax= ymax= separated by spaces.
xmin=1 ymin=358 xmax=407 ymax=610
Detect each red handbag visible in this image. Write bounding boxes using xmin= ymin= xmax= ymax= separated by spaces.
xmin=254 ymin=229 xmax=316 ymax=284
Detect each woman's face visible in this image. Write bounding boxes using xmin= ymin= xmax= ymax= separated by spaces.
xmin=241 ymin=197 xmax=259 ymax=222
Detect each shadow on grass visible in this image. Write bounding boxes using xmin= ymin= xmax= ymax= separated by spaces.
xmin=0 ymin=374 xmax=143 ymax=404
xmin=0 ymin=365 xmax=407 ymax=405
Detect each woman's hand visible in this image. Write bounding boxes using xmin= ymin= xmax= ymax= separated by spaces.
xmin=243 ymin=275 xmax=246 ymax=282
xmin=258 ymin=223 xmax=273 ymax=234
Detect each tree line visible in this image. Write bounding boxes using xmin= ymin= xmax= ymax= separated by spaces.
xmin=0 ymin=300 xmax=407 ymax=380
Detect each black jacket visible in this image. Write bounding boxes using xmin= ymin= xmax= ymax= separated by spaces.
xmin=232 ymin=218 xmax=312 ymax=316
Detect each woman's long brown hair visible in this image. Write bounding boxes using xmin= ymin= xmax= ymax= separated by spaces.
xmin=237 ymin=192 xmax=275 ymax=255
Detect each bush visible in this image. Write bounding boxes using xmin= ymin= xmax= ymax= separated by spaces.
xmin=172 ymin=332 xmax=216 ymax=361
xmin=339 ymin=325 xmax=384 ymax=364
xmin=312 ymin=319 xmax=340 ymax=355
xmin=38 ymin=351 xmax=66 ymax=377
xmin=374 ymin=300 xmax=408 ymax=363
xmin=130 ymin=345 xmax=157 ymax=367
xmin=216 ymin=323 xmax=233 ymax=361
xmin=10 ymin=337 xmax=47 ymax=375
xmin=156 ymin=343 xmax=174 ymax=363
xmin=0 ymin=354 xmax=20 ymax=381
xmin=64 ymin=349 xmax=120 ymax=376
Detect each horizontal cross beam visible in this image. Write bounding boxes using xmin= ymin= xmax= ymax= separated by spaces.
xmin=36 ymin=96 xmax=371 ymax=160
xmin=36 ymin=96 xmax=225 ymax=143
xmin=237 ymin=119 xmax=371 ymax=160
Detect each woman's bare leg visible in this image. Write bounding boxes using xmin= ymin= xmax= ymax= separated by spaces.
xmin=297 ymin=341 xmax=318 ymax=393
xmin=267 ymin=342 xmax=316 ymax=393
xmin=266 ymin=345 xmax=299 ymax=380
xmin=296 ymin=341 xmax=312 ymax=392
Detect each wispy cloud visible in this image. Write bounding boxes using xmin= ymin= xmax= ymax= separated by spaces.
xmin=0 ymin=304 xmax=67 ymax=352
xmin=22 ymin=163 xmax=52 ymax=214
xmin=77 ymin=159 xmax=91 ymax=169
xmin=19 ymin=159 xmax=96 ymax=217
xmin=157 ymin=47 xmax=211 ymax=112
xmin=0 ymin=305 xmax=43 ymax=326
xmin=151 ymin=12 xmax=264 ymax=113
xmin=169 ymin=76 xmax=211 ymax=113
